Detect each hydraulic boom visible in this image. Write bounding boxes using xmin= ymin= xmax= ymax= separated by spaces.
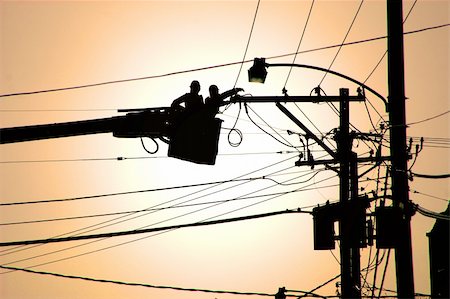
xmin=0 ymin=107 xmax=222 ymax=165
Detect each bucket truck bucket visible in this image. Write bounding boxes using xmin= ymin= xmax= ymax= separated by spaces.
xmin=168 ymin=111 xmax=222 ymax=165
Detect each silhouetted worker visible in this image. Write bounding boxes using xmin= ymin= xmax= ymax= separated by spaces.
xmin=171 ymin=80 xmax=203 ymax=112
xmin=205 ymin=85 xmax=243 ymax=114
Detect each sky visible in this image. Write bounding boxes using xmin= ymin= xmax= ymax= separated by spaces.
xmin=0 ymin=1 xmax=448 ymax=299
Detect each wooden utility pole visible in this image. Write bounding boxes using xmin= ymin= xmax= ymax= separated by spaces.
xmin=386 ymin=0 xmax=415 ymax=297
xmin=337 ymin=88 xmax=361 ymax=299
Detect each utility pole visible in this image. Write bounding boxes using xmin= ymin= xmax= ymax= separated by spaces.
xmin=386 ymin=0 xmax=415 ymax=298
xmin=337 ymin=88 xmax=361 ymax=299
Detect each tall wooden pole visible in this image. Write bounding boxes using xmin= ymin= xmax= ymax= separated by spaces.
xmin=386 ymin=1 xmax=415 ymax=297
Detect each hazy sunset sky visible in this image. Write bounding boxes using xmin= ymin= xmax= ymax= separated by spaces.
xmin=0 ymin=1 xmax=448 ymax=299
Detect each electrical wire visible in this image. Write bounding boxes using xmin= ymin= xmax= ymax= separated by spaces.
xmin=363 ymin=0 xmax=418 ymax=84
xmin=233 ymin=0 xmax=261 ymax=88
xmin=0 ymin=176 xmax=285 ymax=207
xmin=377 ymin=249 xmax=392 ymax=299
xmin=411 ymin=189 xmax=449 ymax=203
xmin=411 ymin=172 xmax=450 ymax=179
xmin=0 ymin=265 xmax=275 ymax=297
xmin=244 ymin=103 xmax=300 ymax=150
xmin=283 ymin=0 xmax=315 ymax=89
xmin=0 ymin=156 xmax=305 ymax=259
xmin=414 ymin=204 xmax=450 ymax=221
xmin=318 ymin=0 xmax=365 ymax=86
xmin=0 ymin=151 xmax=288 ymax=164
xmin=269 ymin=23 xmax=449 ymax=64
xmin=5 ymin=156 xmax=383 ymax=273
xmin=0 ymin=155 xmax=298 ymax=256
xmin=140 ymin=137 xmax=159 ymax=154
xmin=1 ymin=171 xmax=340 ymax=270
xmin=292 ymin=101 xmax=338 ymax=152
xmin=361 ymin=0 xmax=417 ymax=131
xmin=0 ymin=24 xmax=447 ymax=99
xmin=297 ymin=274 xmax=341 ymax=298
xmin=407 ymin=110 xmax=450 ymax=126
xmin=0 ymin=169 xmax=324 ymax=226
xmin=0 ymin=209 xmax=308 ymax=247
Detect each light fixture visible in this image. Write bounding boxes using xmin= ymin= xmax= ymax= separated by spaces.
xmin=248 ymin=58 xmax=268 ymax=83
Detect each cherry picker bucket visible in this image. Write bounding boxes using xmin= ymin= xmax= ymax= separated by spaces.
xmin=168 ymin=112 xmax=222 ymax=165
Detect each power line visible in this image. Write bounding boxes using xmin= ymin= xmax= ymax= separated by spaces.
xmin=0 ymin=24 xmax=447 ymax=99
xmin=0 ymin=172 xmax=339 ymax=269
xmin=54 ymin=166 xmax=313 ymax=246
xmin=0 ymin=175 xmax=286 ymax=207
xmin=284 ymin=0 xmax=315 ymax=89
xmin=318 ymin=0 xmax=365 ymax=86
xmin=244 ymin=103 xmax=300 ymax=149
xmin=363 ymin=0 xmax=418 ymax=84
xmin=411 ymin=172 xmax=450 ymax=179
xmin=0 ymin=151 xmax=299 ymax=164
xmin=0 ymin=170 xmax=322 ymax=226
xmin=0 ymin=265 xmax=275 ymax=297
xmin=271 ymin=23 xmax=449 ymax=61
xmin=414 ymin=204 xmax=450 ymax=221
xmin=411 ymin=189 xmax=449 ymax=203
xmin=233 ymin=0 xmax=261 ymax=88
xmin=407 ymin=110 xmax=450 ymax=126
xmin=3 ymin=165 xmax=379 ymax=273
xmin=0 ymin=156 xmax=299 ymax=257
xmin=0 ymin=209 xmax=308 ymax=247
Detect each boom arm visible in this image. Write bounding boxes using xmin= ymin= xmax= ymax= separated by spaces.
xmin=0 ymin=108 xmax=175 ymax=144
xmin=0 ymin=116 xmax=123 ymax=144
xmin=0 ymin=107 xmax=222 ymax=165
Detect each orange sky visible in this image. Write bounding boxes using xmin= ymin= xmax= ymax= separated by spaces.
xmin=0 ymin=1 xmax=448 ymax=299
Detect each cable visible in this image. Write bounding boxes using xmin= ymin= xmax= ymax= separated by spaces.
xmin=411 ymin=189 xmax=449 ymax=203
xmin=140 ymin=137 xmax=159 ymax=154
xmin=415 ymin=205 xmax=450 ymax=221
xmin=0 ymin=209 xmax=307 ymax=247
xmin=1 ymin=24 xmax=447 ymax=99
xmin=293 ymin=102 xmax=337 ymax=151
xmin=363 ymin=0 xmax=418 ymax=84
xmin=0 ymin=169 xmax=323 ymax=226
xmin=0 ymin=61 xmax=248 ymax=99
xmin=270 ymin=23 xmax=449 ymax=63
xmin=1 ymin=175 xmax=296 ymax=207
xmin=377 ymin=249 xmax=392 ymax=299
xmin=411 ymin=172 xmax=450 ymax=179
xmin=0 ymin=150 xmax=299 ymax=164
xmin=233 ymin=0 xmax=261 ymax=88
xmin=227 ymin=103 xmax=244 ymax=147
xmin=245 ymin=103 xmax=300 ymax=149
xmin=297 ymin=274 xmax=341 ymax=298
xmin=0 ymin=265 xmax=274 ymax=297
xmin=407 ymin=110 xmax=450 ymax=126
xmin=0 ymin=157 xmax=299 ymax=258
xmin=283 ymin=0 xmax=315 ymax=89
xmin=0 ymin=156 xmax=298 ymax=256
xmin=318 ymin=0 xmax=365 ymax=86
xmin=0 ymin=108 xmax=117 ymax=112
xmin=1 ymin=171 xmax=339 ymax=270
xmin=318 ymin=0 xmax=365 ymax=120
